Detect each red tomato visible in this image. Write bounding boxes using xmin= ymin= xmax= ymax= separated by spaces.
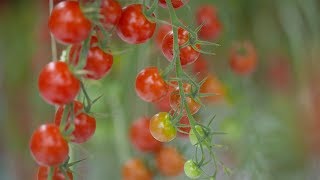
xmin=155 ymin=24 xmax=172 ymax=49
xmin=149 ymin=112 xmax=177 ymax=142
xmin=122 ymin=158 xmax=152 ymax=180
xmin=156 ymin=146 xmax=185 ymax=176
xmin=230 ymin=41 xmax=257 ymax=75
xmin=162 ymin=28 xmax=201 ymax=66
xmin=38 ymin=61 xmax=80 ymax=105
xmin=37 ymin=166 xmax=73 ymax=180
xmin=196 ymin=5 xmax=222 ymax=40
xmin=55 ymin=101 xmax=96 ymax=144
xmin=192 ymin=55 xmax=209 ymax=78
xmin=116 ymin=4 xmax=156 ymax=44
xmin=178 ymin=116 xmax=191 ymax=137
xmin=170 ymin=83 xmax=201 ymax=115
xmin=30 ymin=124 xmax=69 ymax=166
xmin=200 ymin=74 xmax=225 ymax=103
xmin=153 ymin=84 xmax=175 ymax=111
xmin=100 ymin=0 xmax=122 ymax=30
xmin=49 ymin=1 xmax=92 ymax=44
xmin=129 ymin=117 xmax=162 ymax=152
xmin=135 ymin=67 xmax=168 ymax=102
xmin=158 ymin=0 xmax=189 ymax=9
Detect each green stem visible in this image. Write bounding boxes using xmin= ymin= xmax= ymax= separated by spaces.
xmin=49 ymin=0 xmax=57 ymax=61
xmin=47 ymin=166 xmax=54 ymax=180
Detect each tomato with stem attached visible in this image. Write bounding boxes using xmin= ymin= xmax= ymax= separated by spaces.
xmin=30 ymin=124 xmax=69 ymax=166
xmin=49 ymin=1 xmax=92 ymax=44
xmin=162 ymin=27 xmax=201 ymax=66
xmin=116 ymin=4 xmax=156 ymax=44
xmin=150 ymin=112 xmax=177 ymax=142
xmin=38 ymin=61 xmax=80 ymax=106
xmin=158 ymin=0 xmax=189 ymax=9
xmin=129 ymin=117 xmax=162 ymax=152
xmin=122 ymin=158 xmax=152 ymax=180
xmin=184 ymin=160 xmax=202 ymax=179
xmin=100 ymin=0 xmax=122 ymax=30
xmin=135 ymin=67 xmax=168 ymax=102
xmin=37 ymin=166 xmax=73 ymax=180
xmin=196 ymin=5 xmax=222 ymax=40
xmin=189 ymin=125 xmax=211 ymax=146
xmin=156 ymin=146 xmax=185 ymax=176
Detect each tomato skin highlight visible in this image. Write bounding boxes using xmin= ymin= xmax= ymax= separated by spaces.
xmin=135 ymin=67 xmax=168 ymax=102
xmin=196 ymin=5 xmax=222 ymax=40
xmin=49 ymin=1 xmax=92 ymax=44
xmin=129 ymin=117 xmax=162 ymax=153
xmin=122 ymin=158 xmax=152 ymax=180
xmin=156 ymin=146 xmax=185 ymax=176
xmin=37 ymin=166 xmax=73 ymax=180
xmin=149 ymin=112 xmax=177 ymax=142
xmin=162 ymin=28 xmax=200 ymax=66
xmin=100 ymin=0 xmax=122 ymax=30
xmin=116 ymin=4 xmax=156 ymax=44
xmin=38 ymin=61 xmax=80 ymax=106
xmin=30 ymin=124 xmax=69 ymax=167
xmin=158 ymin=0 xmax=189 ymax=9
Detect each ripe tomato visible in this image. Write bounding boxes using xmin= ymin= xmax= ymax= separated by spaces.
xmin=49 ymin=1 xmax=92 ymax=44
xmin=158 ymin=0 xmax=189 ymax=9
xmin=149 ymin=112 xmax=177 ymax=142
xmin=100 ymin=0 xmax=122 ymax=30
xmin=38 ymin=61 xmax=80 ymax=105
xmin=192 ymin=55 xmax=209 ymax=77
xmin=153 ymin=84 xmax=175 ymax=111
xmin=156 ymin=146 xmax=185 ymax=176
xmin=116 ymin=4 xmax=156 ymax=44
xmin=170 ymin=83 xmax=201 ymax=115
xmin=199 ymin=74 xmax=225 ymax=103
xmin=55 ymin=101 xmax=96 ymax=144
xmin=135 ymin=67 xmax=168 ymax=102
xmin=155 ymin=24 xmax=172 ymax=49
xmin=129 ymin=117 xmax=162 ymax=152
xmin=178 ymin=116 xmax=191 ymax=138
xmin=162 ymin=28 xmax=200 ymax=66
xmin=184 ymin=160 xmax=202 ymax=179
xmin=189 ymin=125 xmax=211 ymax=146
xmin=30 ymin=124 xmax=69 ymax=166
xmin=122 ymin=158 xmax=152 ymax=180
xmin=229 ymin=41 xmax=257 ymax=75
xmin=196 ymin=5 xmax=222 ymax=40
xmin=37 ymin=166 xmax=73 ymax=180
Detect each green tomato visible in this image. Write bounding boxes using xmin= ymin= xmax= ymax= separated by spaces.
xmin=184 ymin=160 xmax=202 ymax=179
xmin=189 ymin=125 xmax=210 ymax=146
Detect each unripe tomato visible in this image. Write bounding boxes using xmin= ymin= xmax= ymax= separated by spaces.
xmin=37 ymin=166 xmax=73 ymax=180
xmin=122 ymin=158 xmax=152 ymax=180
xmin=156 ymin=146 xmax=185 ymax=176
xmin=162 ymin=28 xmax=201 ymax=66
xmin=116 ymin=4 xmax=156 ymax=44
xmin=129 ymin=117 xmax=162 ymax=152
xmin=170 ymin=83 xmax=201 ymax=115
xmin=150 ymin=112 xmax=177 ymax=142
xmin=30 ymin=124 xmax=69 ymax=166
xmin=229 ymin=41 xmax=257 ymax=75
xmin=196 ymin=5 xmax=222 ymax=40
xmin=135 ymin=67 xmax=168 ymax=102
xmin=38 ymin=61 xmax=80 ymax=106
xmin=158 ymin=0 xmax=189 ymax=9
xmin=184 ymin=160 xmax=202 ymax=179
xmin=100 ymin=0 xmax=122 ymax=30
xmin=189 ymin=125 xmax=211 ymax=146
xmin=199 ymin=74 xmax=225 ymax=103
xmin=49 ymin=1 xmax=92 ymax=44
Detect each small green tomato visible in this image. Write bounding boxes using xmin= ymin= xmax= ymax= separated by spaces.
xmin=189 ymin=125 xmax=210 ymax=146
xmin=184 ymin=160 xmax=202 ymax=179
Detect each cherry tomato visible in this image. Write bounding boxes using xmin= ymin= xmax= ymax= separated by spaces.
xmin=178 ymin=116 xmax=191 ymax=138
xmin=129 ymin=117 xmax=162 ymax=152
xmin=116 ymin=4 xmax=156 ymax=44
xmin=229 ymin=41 xmax=257 ymax=75
xmin=196 ymin=5 xmax=222 ymax=40
xmin=199 ymin=74 xmax=225 ymax=103
xmin=55 ymin=101 xmax=96 ymax=144
xmin=189 ymin=125 xmax=211 ymax=146
xmin=153 ymin=84 xmax=175 ymax=111
xmin=38 ymin=61 xmax=80 ymax=105
xmin=135 ymin=67 xmax=168 ymax=102
xmin=192 ymin=55 xmax=209 ymax=77
xmin=170 ymin=83 xmax=201 ymax=115
xmin=122 ymin=158 xmax=152 ymax=180
xmin=150 ymin=112 xmax=177 ymax=142
xmin=156 ymin=146 xmax=185 ymax=176
xmin=30 ymin=124 xmax=69 ymax=166
xmin=37 ymin=166 xmax=73 ymax=180
xmin=155 ymin=24 xmax=172 ymax=49
xmin=158 ymin=0 xmax=189 ymax=9
xmin=184 ymin=160 xmax=202 ymax=179
xmin=49 ymin=1 xmax=92 ymax=44
xmin=162 ymin=27 xmax=201 ymax=66
xmin=100 ymin=0 xmax=122 ymax=30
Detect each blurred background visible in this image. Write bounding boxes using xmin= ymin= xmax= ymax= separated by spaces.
xmin=0 ymin=0 xmax=319 ymax=179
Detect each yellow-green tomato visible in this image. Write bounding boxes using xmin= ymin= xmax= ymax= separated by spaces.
xmin=189 ymin=125 xmax=210 ymax=146
xmin=184 ymin=160 xmax=202 ymax=179
xmin=150 ymin=112 xmax=177 ymax=142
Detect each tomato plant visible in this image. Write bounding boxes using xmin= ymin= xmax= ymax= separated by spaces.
xmin=122 ymin=158 xmax=152 ymax=180
xmin=149 ymin=112 xmax=177 ymax=142
xmin=156 ymin=146 xmax=185 ymax=176
xmin=37 ymin=166 xmax=73 ymax=180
